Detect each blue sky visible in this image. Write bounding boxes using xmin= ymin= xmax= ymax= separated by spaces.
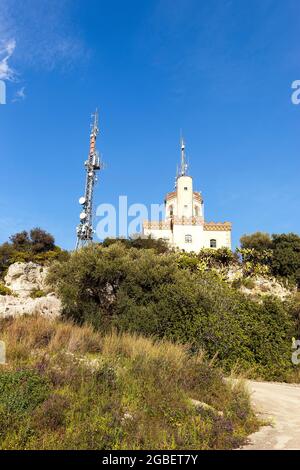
xmin=0 ymin=0 xmax=299 ymax=249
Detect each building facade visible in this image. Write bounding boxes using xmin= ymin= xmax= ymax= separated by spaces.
xmin=143 ymin=140 xmax=232 ymax=252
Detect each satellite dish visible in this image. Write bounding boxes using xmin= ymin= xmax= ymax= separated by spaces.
xmin=79 ymin=197 xmax=86 ymax=205
xmin=80 ymin=212 xmax=87 ymax=220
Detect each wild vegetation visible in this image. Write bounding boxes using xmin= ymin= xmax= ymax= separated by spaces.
xmin=0 ymin=316 xmax=258 ymax=450
xmin=48 ymin=240 xmax=300 ymax=382
xmin=240 ymin=232 xmax=300 ymax=287
xmin=0 ymin=228 xmax=69 ymax=280
xmin=1 ymin=228 xmax=300 ymax=383
xmin=1 ymin=228 xmax=300 ymax=448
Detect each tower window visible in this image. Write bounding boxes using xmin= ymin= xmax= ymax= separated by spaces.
xmin=210 ymin=239 xmax=217 ymax=248
xmin=185 ymin=234 xmax=192 ymax=244
xmin=184 ymin=187 xmax=188 ymax=191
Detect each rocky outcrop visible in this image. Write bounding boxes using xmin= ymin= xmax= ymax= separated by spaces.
xmin=0 ymin=262 xmax=61 ymax=319
xmin=226 ymin=265 xmax=293 ymax=300
xmin=4 ymin=262 xmax=46 ymax=298
xmin=239 ymin=275 xmax=293 ymax=301
xmin=0 ymin=294 xmax=61 ymax=319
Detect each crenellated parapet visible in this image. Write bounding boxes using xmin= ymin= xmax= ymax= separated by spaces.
xmin=204 ymin=222 xmax=232 ymax=231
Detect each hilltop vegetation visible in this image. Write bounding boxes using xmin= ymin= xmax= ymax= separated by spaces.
xmin=48 ymin=240 xmax=300 ymax=382
xmin=0 ymin=316 xmax=258 ymax=450
xmin=240 ymin=232 xmax=300 ymax=287
xmin=0 ymin=228 xmax=300 ymax=449
xmin=0 ymin=228 xmax=69 ymax=280
xmin=1 ymin=228 xmax=300 ymax=383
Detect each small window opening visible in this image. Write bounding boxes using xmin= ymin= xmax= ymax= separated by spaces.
xmin=210 ymin=239 xmax=217 ymax=248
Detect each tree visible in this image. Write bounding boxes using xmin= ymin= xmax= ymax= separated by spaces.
xmin=9 ymin=231 xmax=30 ymax=251
xmin=102 ymin=235 xmax=169 ymax=254
xmin=0 ymin=242 xmax=14 ymax=277
xmin=29 ymin=228 xmax=55 ymax=254
xmin=271 ymin=233 xmax=300 ymax=287
xmin=240 ymin=232 xmax=272 ymax=251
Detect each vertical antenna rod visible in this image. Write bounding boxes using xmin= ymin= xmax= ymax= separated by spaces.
xmin=76 ymin=109 xmax=102 ymax=250
xmin=180 ymin=136 xmax=188 ymax=176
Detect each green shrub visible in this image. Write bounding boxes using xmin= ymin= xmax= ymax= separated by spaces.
xmin=0 ymin=369 xmax=50 ymax=414
xmin=239 ymin=232 xmax=300 ymax=287
xmin=102 ymin=235 xmax=170 ymax=254
xmin=48 ymin=243 xmax=298 ymax=381
xmin=240 ymin=232 xmax=273 ymax=251
xmin=30 ymin=289 xmax=46 ymax=299
xmin=0 ymin=228 xmax=69 ymax=277
xmin=237 ymin=247 xmax=273 ymax=276
xmin=32 ymin=394 xmax=69 ymax=431
xmin=271 ymin=234 xmax=300 ymax=287
xmin=232 ymin=277 xmax=255 ymax=290
xmin=0 ymin=283 xmax=13 ymax=296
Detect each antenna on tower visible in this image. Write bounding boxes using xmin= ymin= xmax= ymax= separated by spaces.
xmin=180 ymin=134 xmax=188 ymax=176
xmin=75 ymin=109 xmax=103 ymax=250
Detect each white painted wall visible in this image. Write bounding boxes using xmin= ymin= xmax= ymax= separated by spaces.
xmin=172 ymin=224 xmax=204 ymax=252
xmin=202 ymin=230 xmax=231 ymax=249
xmin=177 ymin=176 xmax=194 ymax=218
xmin=143 ymin=227 xmax=172 ymax=242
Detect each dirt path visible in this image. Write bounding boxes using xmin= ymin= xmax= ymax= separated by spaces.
xmin=241 ymin=380 xmax=300 ymax=450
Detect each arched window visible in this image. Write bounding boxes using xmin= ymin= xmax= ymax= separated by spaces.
xmin=210 ymin=239 xmax=217 ymax=248
xmin=185 ymin=234 xmax=192 ymax=244
xmin=169 ymin=205 xmax=173 ymax=217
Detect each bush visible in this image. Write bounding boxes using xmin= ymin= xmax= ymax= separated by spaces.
xmin=29 ymin=228 xmax=55 ymax=254
xmin=0 ymin=369 xmax=50 ymax=414
xmin=232 ymin=278 xmax=255 ymax=290
xmin=48 ymin=243 xmax=298 ymax=380
xmin=237 ymin=248 xmax=273 ymax=276
xmin=271 ymin=234 xmax=300 ymax=287
xmin=0 ymin=242 xmax=14 ymax=278
xmin=9 ymin=231 xmax=31 ymax=251
xmin=0 ymin=283 xmax=13 ymax=296
xmin=32 ymin=394 xmax=69 ymax=431
xmin=0 ymin=316 xmax=259 ymax=450
xmin=102 ymin=235 xmax=170 ymax=254
xmin=0 ymin=229 xmax=69 ymax=277
xmin=30 ymin=289 xmax=46 ymax=299
xmin=9 ymin=228 xmax=55 ymax=254
xmin=239 ymin=232 xmax=300 ymax=287
xmin=240 ymin=232 xmax=273 ymax=251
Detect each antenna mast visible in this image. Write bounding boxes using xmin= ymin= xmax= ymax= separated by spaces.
xmin=180 ymin=136 xmax=188 ymax=176
xmin=76 ymin=109 xmax=103 ymax=250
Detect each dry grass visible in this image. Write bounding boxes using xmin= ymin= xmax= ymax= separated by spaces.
xmin=1 ymin=315 xmax=101 ymax=360
xmin=0 ymin=315 xmax=259 ymax=450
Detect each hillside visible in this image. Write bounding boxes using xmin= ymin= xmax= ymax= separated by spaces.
xmin=0 ymin=316 xmax=258 ymax=450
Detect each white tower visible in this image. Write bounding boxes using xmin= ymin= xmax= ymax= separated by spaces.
xmin=143 ymin=135 xmax=232 ymax=251
xmin=176 ymin=138 xmax=195 ymax=218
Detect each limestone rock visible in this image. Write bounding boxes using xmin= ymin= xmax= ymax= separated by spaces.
xmin=190 ymin=398 xmax=224 ymax=417
xmin=240 ymin=276 xmax=292 ymax=301
xmin=4 ymin=262 xmax=46 ymax=298
xmin=0 ymin=293 xmax=61 ymax=319
xmin=0 ymin=262 xmax=61 ymax=319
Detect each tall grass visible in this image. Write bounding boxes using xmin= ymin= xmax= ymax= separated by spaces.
xmin=0 ymin=315 xmax=259 ymax=450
